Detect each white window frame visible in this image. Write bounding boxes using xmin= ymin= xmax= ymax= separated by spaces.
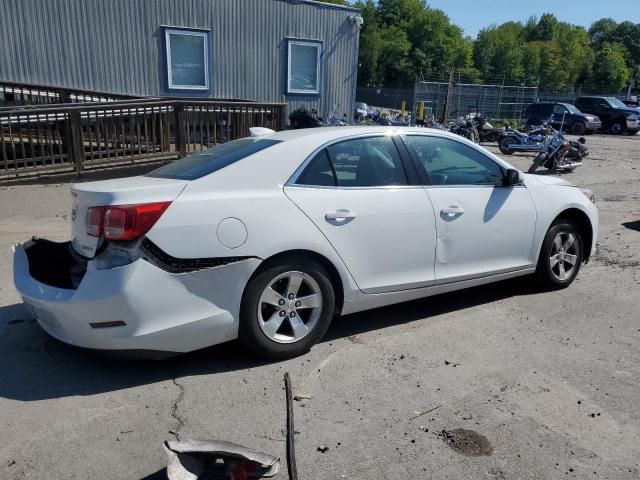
xmin=164 ymin=28 xmax=210 ymax=91
xmin=287 ymin=39 xmax=321 ymax=95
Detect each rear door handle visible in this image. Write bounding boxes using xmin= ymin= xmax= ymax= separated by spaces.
xmin=441 ymin=205 xmax=464 ymax=216
xmin=325 ymin=209 xmax=357 ymax=221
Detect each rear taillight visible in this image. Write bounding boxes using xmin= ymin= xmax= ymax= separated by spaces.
xmin=86 ymin=202 xmax=171 ymax=241
xmin=86 ymin=206 xmax=104 ymax=237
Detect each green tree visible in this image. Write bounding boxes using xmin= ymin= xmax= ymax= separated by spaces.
xmin=353 ymin=0 xmax=383 ymax=86
xmin=474 ymin=22 xmax=525 ymax=80
xmin=588 ymin=18 xmax=618 ymax=47
xmin=536 ymin=13 xmax=559 ymax=41
xmin=588 ymin=42 xmax=631 ymax=90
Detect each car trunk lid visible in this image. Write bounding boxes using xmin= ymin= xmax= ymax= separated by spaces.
xmin=70 ymin=176 xmax=188 ymax=258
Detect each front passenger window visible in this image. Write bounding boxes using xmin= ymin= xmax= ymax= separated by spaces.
xmin=407 ymin=136 xmax=504 ymax=186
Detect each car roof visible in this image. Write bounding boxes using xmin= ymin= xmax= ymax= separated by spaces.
xmin=265 ymin=126 xmax=463 ymax=143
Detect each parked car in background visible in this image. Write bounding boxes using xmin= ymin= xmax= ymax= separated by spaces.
xmin=522 ymin=102 xmax=601 ymax=134
xmin=574 ymin=96 xmax=640 ymax=134
xmin=620 ymin=96 xmax=639 ymax=108
xmin=354 ymin=102 xmax=369 ymax=121
xmin=13 ymin=127 xmax=598 ymax=359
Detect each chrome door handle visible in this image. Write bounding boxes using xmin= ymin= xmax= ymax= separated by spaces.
xmin=441 ymin=205 xmax=464 ymax=215
xmin=325 ymin=209 xmax=357 ymax=221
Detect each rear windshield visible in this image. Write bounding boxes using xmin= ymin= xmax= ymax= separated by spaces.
xmin=147 ymin=138 xmax=281 ymax=180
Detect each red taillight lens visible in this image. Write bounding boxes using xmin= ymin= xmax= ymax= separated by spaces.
xmin=86 ymin=207 xmax=105 ymax=237
xmin=86 ymin=201 xmax=171 ymax=241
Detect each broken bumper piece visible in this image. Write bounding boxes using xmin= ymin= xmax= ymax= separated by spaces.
xmin=164 ymin=438 xmax=280 ymax=480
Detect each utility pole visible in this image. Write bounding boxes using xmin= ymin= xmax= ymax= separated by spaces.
xmin=441 ymin=67 xmax=454 ymax=124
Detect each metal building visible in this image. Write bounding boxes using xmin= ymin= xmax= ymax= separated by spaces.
xmin=0 ymin=0 xmax=361 ymax=119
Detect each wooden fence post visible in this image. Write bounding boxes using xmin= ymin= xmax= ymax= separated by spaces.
xmin=68 ymin=111 xmax=85 ymax=174
xmin=174 ymin=103 xmax=186 ymax=158
xmin=280 ymin=95 xmax=287 ymax=131
xmin=62 ymin=111 xmax=84 ymax=174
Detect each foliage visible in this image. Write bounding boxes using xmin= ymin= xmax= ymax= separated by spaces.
xmin=588 ymin=42 xmax=631 ymax=90
xmin=343 ymin=1 xmax=638 ymax=91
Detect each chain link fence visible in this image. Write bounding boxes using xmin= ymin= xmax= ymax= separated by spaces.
xmin=357 ymin=80 xmax=637 ymax=122
xmin=414 ymin=81 xmax=539 ymax=121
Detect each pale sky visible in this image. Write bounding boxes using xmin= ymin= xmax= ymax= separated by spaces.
xmin=425 ymin=0 xmax=639 ymax=38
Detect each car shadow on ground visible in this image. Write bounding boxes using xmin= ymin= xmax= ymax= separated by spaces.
xmin=0 ymin=277 xmax=540 ymax=402
xmin=622 ymin=221 xmax=640 ymax=232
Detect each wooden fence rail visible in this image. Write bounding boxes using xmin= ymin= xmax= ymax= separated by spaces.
xmin=0 ymin=80 xmax=137 ymax=107
xmin=0 ymin=99 xmax=286 ymax=180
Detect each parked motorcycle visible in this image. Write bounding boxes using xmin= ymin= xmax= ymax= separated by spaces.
xmin=527 ymin=129 xmax=588 ymax=173
xmin=289 ymin=107 xmax=323 ymax=129
xmin=449 ymin=117 xmax=479 ymax=143
xmin=498 ymin=124 xmax=550 ymax=155
xmin=472 ymin=114 xmax=504 ymax=143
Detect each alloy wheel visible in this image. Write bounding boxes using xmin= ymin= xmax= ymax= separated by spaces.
xmin=549 ymin=232 xmax=579 ymax=281
xmin=257 ymin=271 xmax=323 ymax=344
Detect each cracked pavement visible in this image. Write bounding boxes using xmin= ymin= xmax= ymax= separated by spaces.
xmin=1 ymin=134 xmax=639 ymax=479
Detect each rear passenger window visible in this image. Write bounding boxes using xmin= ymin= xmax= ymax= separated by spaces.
xmin=327 ymin=137 xmax=407 ymax=187
xmin=295 ymin=136 xmax=408 ymax=187
xmin=296 ymin=150 xmax=336 ymax=186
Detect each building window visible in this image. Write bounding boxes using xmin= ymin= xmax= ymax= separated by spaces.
xmin=287 ymin=40 xmax=321 ymax=95
xmin=164 ymin=27 xmax=210 ymax=91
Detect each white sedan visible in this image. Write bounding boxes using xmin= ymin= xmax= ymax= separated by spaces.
xmin=13 ymin=127 xmax=598 ymax=358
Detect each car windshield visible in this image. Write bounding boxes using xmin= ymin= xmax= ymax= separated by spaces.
xmin=564 ymin=104 xmax=580 ymax=114
xmin=607 ymin=98 xmax=627 ymax=108
xmin=147 ymin=138 xmax=282 ymax=180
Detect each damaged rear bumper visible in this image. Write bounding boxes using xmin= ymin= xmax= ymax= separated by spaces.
xmin=13 ymin=238 xmax=261 ymax=353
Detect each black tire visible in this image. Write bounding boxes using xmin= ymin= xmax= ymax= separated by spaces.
xmin=610 ymin=121 xmax=624 ymax=134
xmin=535 ymin=221 xmax=583 ymax=290
xmin=570 ymin=122 xmax=586 ymax=135
xmin=528 ymin=152 xmax=548 ymax=173
xmin=239 ymin=255 xmax=336 ymax=359
xmin=499 ymin=136 xmax=517 ymax=155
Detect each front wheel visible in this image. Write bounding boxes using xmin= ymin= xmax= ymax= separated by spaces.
xmin=239 ymin=256 xmax=336 ymax=358
xmin=536 ymin=221 xmax=583 ymax=290
xmin=610 ymin=122 xmax=624 ymax=134
xmin=528 ymin=152 xmax=548 ymax=173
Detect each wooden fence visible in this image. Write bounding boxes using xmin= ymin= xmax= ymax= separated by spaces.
xmin=0 ymin=99 xmax=286 ymax=180
xmin=0 ymin=80 xmax=137 ymax=107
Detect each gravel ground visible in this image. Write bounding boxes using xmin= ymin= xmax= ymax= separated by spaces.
xmin=0 ymin=133 xmax=639 ymax=480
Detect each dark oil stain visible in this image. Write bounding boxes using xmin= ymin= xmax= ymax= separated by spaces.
xmin=437 ymin=428 xmax=493 ymax=456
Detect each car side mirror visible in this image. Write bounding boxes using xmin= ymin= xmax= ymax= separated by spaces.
xmin=503 ymin=169 xmax=523 ymax=186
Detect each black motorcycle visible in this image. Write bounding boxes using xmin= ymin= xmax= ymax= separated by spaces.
xmin=289 ymin=107 xmax=323 ymax=129
xmin=449 ymin=118 xmax=479 ymax=143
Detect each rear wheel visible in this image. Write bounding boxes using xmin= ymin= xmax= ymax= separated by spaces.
xmin=499 ymin=136 xmax=517 ymax=155
xmin=536 ymin=221 xmax=583 ymax=290
xmin=239 ymin=256 xmax=336 ymax=358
